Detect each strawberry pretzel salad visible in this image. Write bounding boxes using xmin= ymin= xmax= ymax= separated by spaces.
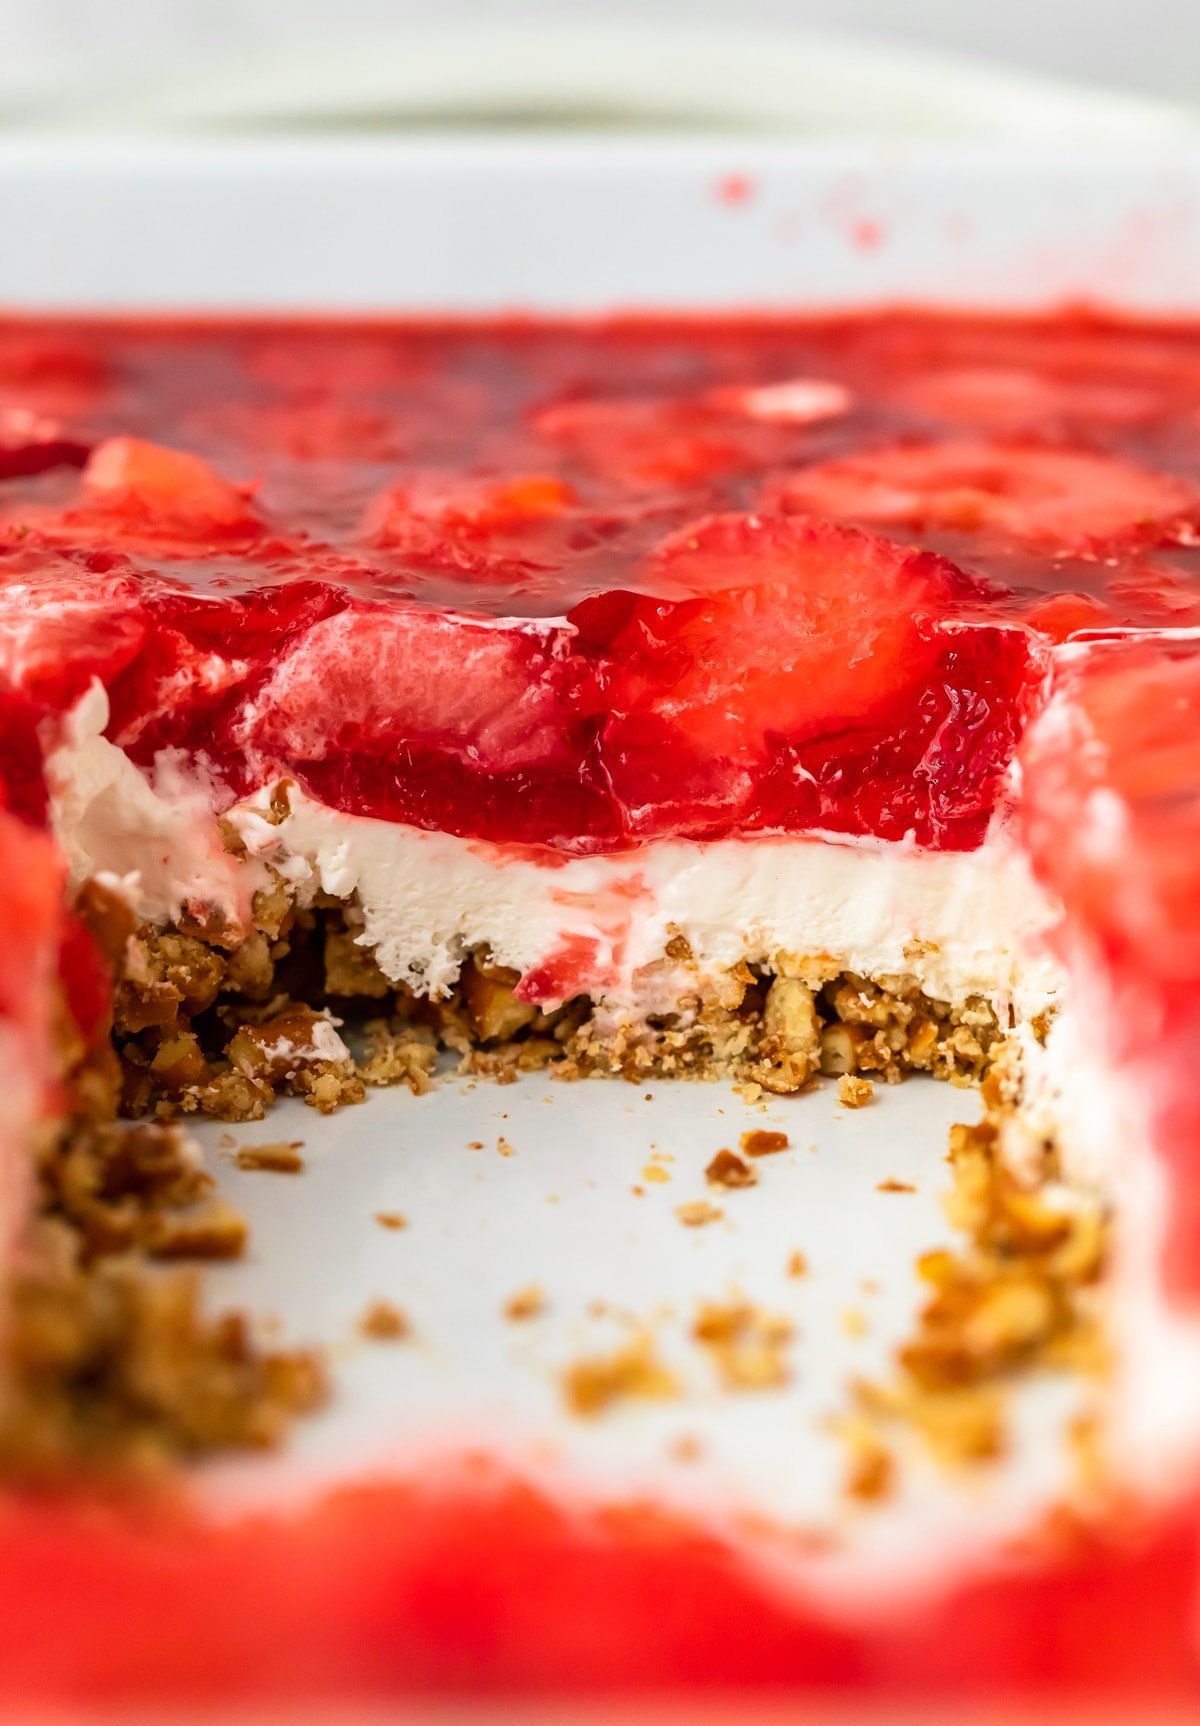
xmin=5 ymin=310 xmax=1200 ymax=1700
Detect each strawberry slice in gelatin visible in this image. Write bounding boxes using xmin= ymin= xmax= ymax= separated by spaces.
xmin=0 ymin=542 xmax=147 ymax=711
xmin=531 ymin=392 xmax=803 ymax=491
xmin=79 ymin=437 xmax=263 ymax=543
xmin=368 ymin=471 xmax=582 ymax=577
xmin=0 ymin=407 xmax=90 ymax=480
xmin=776 ymin=439 xmax=1197 ymax=551
xmin=239 ymin=601 xmax=617 ymax=849
xmin=571 ymin=513 xmax=1042 ymax=847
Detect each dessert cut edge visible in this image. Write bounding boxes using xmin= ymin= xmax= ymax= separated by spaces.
xmin=3 ymin=309 xmax=1200 ymax=1650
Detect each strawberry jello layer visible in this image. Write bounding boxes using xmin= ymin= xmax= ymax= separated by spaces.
xmin=1017 ymin=632 xmax=1200 ymax=1487
xmin=1023 ymin=634 xmax=1200 ymax=1282
xmin=10 ymin=310 xmax=1200 ymax=865
xmin=9 ymin=496 xmax=1039 ymax=853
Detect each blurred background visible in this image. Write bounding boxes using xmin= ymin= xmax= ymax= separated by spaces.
xmin=0 ymin=0 xmax=1194 ymax=142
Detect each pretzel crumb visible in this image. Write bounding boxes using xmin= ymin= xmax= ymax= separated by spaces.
xmin=842 ymin=1420 xmax=896 ymax=1503
xmin=705 ymin=1149 xmax=758 ymax=1189
xmin=563 ymin=1335 xmax=678 ymax=1417
xmin=234 ymin=1141 xmax=305 ymax=1173
xmin=676 ymin=1200 xmax=724 ymax=1228
xmin=504 ymin=1284 xmax=545 ymax=1321
xmin=837 ymin=1074 xmax=875 ymax=1108
xmin=147 ymin=1202 xmax=247 ymax=1262
xmin=694 ymin=1298 xmax=793 ymax=1390
xmin=359 ymin=1300 xmax=410 ymax=1341
xmin=740 ymin=1129 xmax=790 ymax=1157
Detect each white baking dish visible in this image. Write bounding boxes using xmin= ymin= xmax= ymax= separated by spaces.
xmin=1 ymin=133 xmax=1200 ymax=315
xmin=2 ymin=133 xmax=1196 ymax=1673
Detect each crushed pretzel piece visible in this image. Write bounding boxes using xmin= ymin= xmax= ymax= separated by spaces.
xmin=234 ymin=1141 xmax=305 ymax=1174
xmin=359 ymin=1300 xmax=410 ymax=1341
xmin=740 ymin=1129 xmax=789 ymax=1157
xmin=693 ymin=1298 xmax=793 ymax=1391
xmin=563 ymin=1335 xmax=678 ymax=1417
xmin=837 ymin=1074 xmax=875 ymax=1108
xmin=676 ymin=1200 xmax=723 ymax=1228
xmin=705 ymin=1149 xmax=758 ymax=1189
xmin=504 ymin=1284 xmax=545 ymax=1321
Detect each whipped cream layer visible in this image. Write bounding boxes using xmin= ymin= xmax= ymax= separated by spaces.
xmin=47 ymin=684 xmax=1060 ymax=1017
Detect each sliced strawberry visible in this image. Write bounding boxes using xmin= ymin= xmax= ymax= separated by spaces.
xmin=105 ymin=581 xmax=348 ymax=769
xmin=1022 ymin=645 xmax=1200 ymax=1113
xmin=0 ymin=541 xmax=147 ymax=710
xmin=362 ymin=470 xmax=711 ymax=617
xmin=1107 ymin=557 xmax=1200 ymax=629
xmin=776 ymin=439 xmax=1196 ymax=549
xmin=898 ymin=366 xmax=1163 ymax=433
xmin=1022 ymin=590 xmax=1121 ymax=643
xmin=0 ymin=329 xmax=109 ymax=418
xmin=245 ymin=604 xmax=578 ymax=771
xmin=239 ymin=603 xmax=615 ymax=846
xmin=1024 ymin=640 xmax=1200 ymax=954
xmin=368 ymin=472 xmax=579 ymax=575
xmin=532 ymin=394 xmax=782 ymax=490
xmin=570 ymin=513 xmax=1025 ymax=842
xmin=187 ymin=400 xmax=411 ymax=467
xmin=0 ymin=407 xmax=90 ymax=480
xmin=81 ymin=437 xmax=261 ymax=540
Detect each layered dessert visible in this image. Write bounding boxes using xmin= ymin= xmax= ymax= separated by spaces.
xmin=2 ymin=308 xmax=1200 ymax=1499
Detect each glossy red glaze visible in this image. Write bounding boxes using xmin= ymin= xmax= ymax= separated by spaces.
xmin=1022 ymin=635 xmax=1200 ymax=1302
xmin=8 ymin=311 xmax=1200 ymax=851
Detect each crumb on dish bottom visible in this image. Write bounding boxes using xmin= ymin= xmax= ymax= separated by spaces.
xmin=844 ymin=1062 xmax=1111 ymax=1496
xmin=0 ymin=1118 xmax=326 ymax=1484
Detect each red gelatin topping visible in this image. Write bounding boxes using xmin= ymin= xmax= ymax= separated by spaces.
xmin=1022 ymin=635 xmax=1200 ymax=1300
xmin=3 ymin=312 xmax=1200 ymax=852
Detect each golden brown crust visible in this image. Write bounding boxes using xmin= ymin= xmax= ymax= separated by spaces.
xmin=848 ymin=1101 xmax=1109 ymax=1481
xmin=92 ymin=879 xmax=1011 ymax=1121
xmin=1 ymin=1119 xmax=325 ymax=1483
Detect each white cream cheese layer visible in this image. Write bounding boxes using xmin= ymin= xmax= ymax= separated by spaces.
xmin=45 ymin=682 xmax=1060 ymax=1015
xmin=45 ymin=683 xmax=271 ymax=940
